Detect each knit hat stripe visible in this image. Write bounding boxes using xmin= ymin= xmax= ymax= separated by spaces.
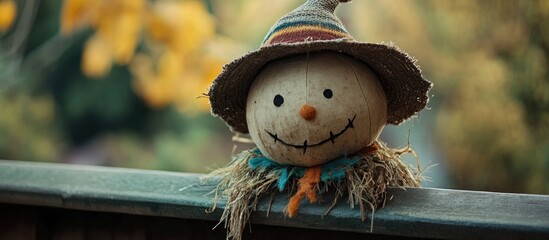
xmin=262 ymin=20 xmax=350 ymax=45
xmin=265 ymin=25 xmax=351 ymax=45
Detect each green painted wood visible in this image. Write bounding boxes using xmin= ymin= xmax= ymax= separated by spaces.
xmin=1 ymin=160 xmax=548 ymax=239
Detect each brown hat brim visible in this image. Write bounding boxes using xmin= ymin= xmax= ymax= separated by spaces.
xmin=208 ymin=39 xmax=432 ymax=133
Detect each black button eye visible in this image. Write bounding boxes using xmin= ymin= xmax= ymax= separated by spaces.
xmin=323 ymin=89 xmax=333 ymax=99
xmin=273 ymin=94 xmax=284 ymax=107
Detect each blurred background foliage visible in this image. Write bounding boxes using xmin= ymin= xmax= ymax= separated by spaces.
xmin=0 ymin=0 xmax=547 ymax=194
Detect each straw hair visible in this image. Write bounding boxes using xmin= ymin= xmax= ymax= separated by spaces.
xmin=206 ymin=140 xmax=422 ymax=240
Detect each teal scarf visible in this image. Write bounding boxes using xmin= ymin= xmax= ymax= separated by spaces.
xmin=248 ymin=148 xmax=361 ymax=191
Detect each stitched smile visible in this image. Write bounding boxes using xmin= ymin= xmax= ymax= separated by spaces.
xmin=265 ymin=114 xmax=356 ymax=154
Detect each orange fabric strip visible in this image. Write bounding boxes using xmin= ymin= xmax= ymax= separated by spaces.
xmin=286 ymin=165 xmax=322 ymax=217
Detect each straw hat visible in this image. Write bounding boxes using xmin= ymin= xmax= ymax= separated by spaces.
xmin=208 ymin=0 xmax=432 ymax=133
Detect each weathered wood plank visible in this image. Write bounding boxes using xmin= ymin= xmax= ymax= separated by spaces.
xmin=0 ymin=160 xmax=548 ymax=239
xmin=1 ymin=204 xmax=413 ymax=240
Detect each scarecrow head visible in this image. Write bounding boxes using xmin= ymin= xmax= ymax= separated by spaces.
xmin=209 ymin=0 xmax=432 ymax=167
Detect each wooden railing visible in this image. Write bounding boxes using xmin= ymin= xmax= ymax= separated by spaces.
xmin=1 ymin=160 xmax=548 ymax=239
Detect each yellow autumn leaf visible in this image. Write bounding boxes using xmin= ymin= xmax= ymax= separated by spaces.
xmin=148 ymin=51 xmax=182 ymax=108
xmin=81 ymin=34 xmax=113 ymax=78
xmin=94 ymin=0 xmax=144 ymax=64
xmin=111 ymin=12 xmax=142 ymax=64
xmin=60 ymin=0 xmax=226 ymax=113
xmin=130 ymin=53 xmax=154 ymax=85
xmin=176 ymin=54 xmax=224 ymax=112
xmin=157 ymin=51 xmax=180 ymax=81
xmin=131 ymin=53 xmax=178 ymax=108
xmin=130 ymin=54 xmax=156 ymax=103
xmin=119 ymin=0 xmax=145 ymax=11
xmin=146 ymin=9 xmax=171 ymax=43
xmin=175 ymin=1 xmax=214 ymax=53
xmin=147 ymin=0 xmax=214 ymax=54
xmin=60 ymin=0 xmax=97 ymax=35
xmin=142 ymin=82 xmax=172 ymax=108
xmin=0 ymin=0 xmax=16 ymax=31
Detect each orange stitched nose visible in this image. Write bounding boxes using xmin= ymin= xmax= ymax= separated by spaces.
xmin=300 ymin=104 xmax=316 ymax=121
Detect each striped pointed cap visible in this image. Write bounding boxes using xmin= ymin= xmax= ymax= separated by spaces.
xmin=209 ymin=0 xmax=432 ymax=133
xmin=262 ymin=0 xmax=353 ymax=46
